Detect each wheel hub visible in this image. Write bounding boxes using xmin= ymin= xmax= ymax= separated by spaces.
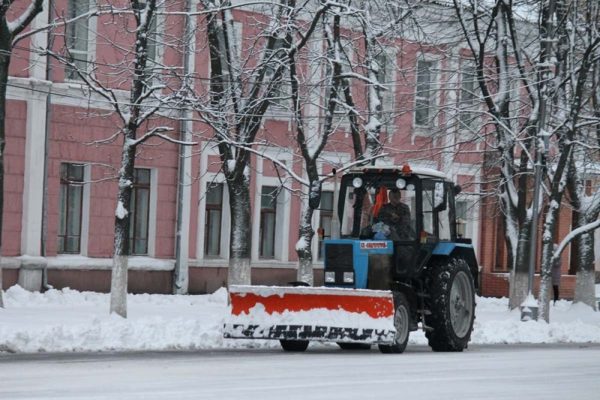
xmin=449 ymin=271 xmax=474 ymax=338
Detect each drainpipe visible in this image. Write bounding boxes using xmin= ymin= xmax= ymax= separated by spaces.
xmin=40 ymin=0 xmax=55 ymax=291
xmin=173 ymin=0 xmax=195 ymax=294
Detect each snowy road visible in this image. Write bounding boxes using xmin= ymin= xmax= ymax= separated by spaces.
xmin=1 ymin=344 xmax=599 ymax=400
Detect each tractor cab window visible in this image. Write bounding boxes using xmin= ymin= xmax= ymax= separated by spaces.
xmin=340 ymin=179 xmax=416 ymax=241
xmin=422 ymin=180 xmax=451 ymax=241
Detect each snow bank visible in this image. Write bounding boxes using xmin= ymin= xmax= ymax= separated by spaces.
xmin=1 ymin=286 xmax=600 ymax=353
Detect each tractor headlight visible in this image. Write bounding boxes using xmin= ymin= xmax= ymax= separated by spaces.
xmin=396 ymin=178 xmax=407 ymax=189
xmin=352 ymin=177 xmax=363 ymax=188
xmin=325 ymin=271 xmax=336 ymax=283
xmin=343 ymin=271 xmax=354 ymax=284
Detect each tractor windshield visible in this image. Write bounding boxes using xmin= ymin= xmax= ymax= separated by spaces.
xmin=340 ymin=178 xmax=417 ymax=241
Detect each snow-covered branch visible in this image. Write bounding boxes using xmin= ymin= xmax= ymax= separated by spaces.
xmin=6 ymin=0 xmax=43 ymax=38
xmin=128 ymin=126 xmax=197 ymax=147
xmin=555 ymin=219 xmax=600 ymax=261
xmin=13 ymin=4 xmax=126 ymax=45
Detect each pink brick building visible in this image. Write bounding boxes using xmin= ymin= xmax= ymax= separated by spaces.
xmin=1 ymin=1 xmax=591 ymax=298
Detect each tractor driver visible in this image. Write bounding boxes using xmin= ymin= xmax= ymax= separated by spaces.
xmin=376 ymin=189 xmax=414 ymax=240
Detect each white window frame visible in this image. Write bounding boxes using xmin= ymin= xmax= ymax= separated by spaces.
xmin=261 ymin=36 xmax=291 ymax=115
xmin=147 ymin=168 xmax=158 ymax=257
xmin=311 ymin=152 xmax=351 ymax=260
xmin=252 ymin=148 xmax=293 ymax=262
xmin=229 ymin=21 xmax=243 ymax=63
xmin=139 ymin=0 xmax=166 ymax=82
xmin=413 ymin=55 xmax=440 ymax=134
xmin=458 ymin=61 xmax=480 ymax=135
xmin=79 ymin=164 xmax=91 ymax=256
xmin=57 ymin=162 xmax=91 ymax=256
xmin=450 ymin=165 xmax=481 ymax=259
xmin=373 ymin=47 xmax=397 ymax=138
xmin=198 ymin=146 xmax=231 ymax=261
xmin=199 ymin=175 xmax=230 ymax=260
xmin=126 ymin=167 xmax=157 ymax=257
xmin=64 ymin=0 xmax=97 ymax=82
xmin=332 ymin=37 xmax=355 ymax=117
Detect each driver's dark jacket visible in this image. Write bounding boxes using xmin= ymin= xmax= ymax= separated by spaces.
xmin=376 ymin=202 xmax=413 ymax=240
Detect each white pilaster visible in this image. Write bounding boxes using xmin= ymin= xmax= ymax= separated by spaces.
xmin=173 ymin=0 xmax=197 ymax=294
xmin=21 ymin=81 xmax=51 ymax=256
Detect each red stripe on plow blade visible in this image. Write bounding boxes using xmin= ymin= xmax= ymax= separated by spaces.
xmin=230 ymin=292 xmax=394 ymax=319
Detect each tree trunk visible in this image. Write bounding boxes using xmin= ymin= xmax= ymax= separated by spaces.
xmin=539 ymin=240 xmax=555 ymax=322
xmin=227 ymin=174 xmax=252 ymax=286
xmin=0 ymin=24 xmax=10 ymax=309
xmin=574 ymin=229 xmax=597 ymax=309
xmin=109 ymin=134 xmax=136 ymax=317
xmin=295 ymin=181 xmax=319 ymax=285
xmin=509 ymin=223 xmax=531 ymax=309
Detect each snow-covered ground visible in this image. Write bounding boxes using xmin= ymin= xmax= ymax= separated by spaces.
xmin=1 ymin=285 xmax=600 ymax=354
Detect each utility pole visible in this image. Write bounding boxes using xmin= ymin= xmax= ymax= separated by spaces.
xmin=521 ymin=0 xmax=556 ymax=322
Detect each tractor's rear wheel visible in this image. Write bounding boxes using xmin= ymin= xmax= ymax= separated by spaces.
xmin=426 ymin=258 xmax=475 ymax=352
xmin=279 ymin=340 xmax=309 ymax=352
xmin=378 ymin=293 xmax=410 ymax=354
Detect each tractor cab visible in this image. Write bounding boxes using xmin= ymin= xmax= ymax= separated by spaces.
xmin=324 ymin=165 xmax=474 ymax=289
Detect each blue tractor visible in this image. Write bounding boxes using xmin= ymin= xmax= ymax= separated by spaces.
xmin=323 ymin=165 xmax=478 ymax=353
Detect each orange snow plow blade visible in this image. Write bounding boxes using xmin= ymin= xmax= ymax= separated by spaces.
xmin=223 ymin=285 xmax=396 ymax=344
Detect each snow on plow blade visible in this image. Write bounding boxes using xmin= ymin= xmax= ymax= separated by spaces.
xmin=223 ymin=285 xmax=396 ymax=344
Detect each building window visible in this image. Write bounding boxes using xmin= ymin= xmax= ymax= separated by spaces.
xmin=455 ymin=199 xmax=468 ymax=238
xmin=129 ymin=168 xmax=151 ymax=255
xmin=375 ymin=50 xmax=394 ymax=130
xmin=459 ymin=64 xmax=478 ymax=130
xmin=65 ymin=0 xmax=90 ymax=80
xmin=333 ymin=39 xmax=354 ymax=116
xmin=205 ymin=183 xmax=223 ymax=257
xmin=317 ymin=191 xmax=334 ymax=260
xmin=260 ymin=186 xmax=278 ymax=258
xmin=133 ymin=0 xmax=159 ymax=80
xmin=264 ymin=38 xmax=289 ymax=108
xmin=414 ymin=59 xmax=436 ymax=127
xmin=58 ymin=163 xmax=85 ymax=253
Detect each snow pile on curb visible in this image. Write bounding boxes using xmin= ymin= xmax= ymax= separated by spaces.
xmin=1 ymin=285 xmax=600 ymax=353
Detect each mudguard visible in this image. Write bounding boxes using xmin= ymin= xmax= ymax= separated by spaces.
xmin=432 ymin=242 xmax=479 ymax=288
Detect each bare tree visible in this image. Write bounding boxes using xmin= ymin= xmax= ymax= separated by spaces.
xmin=190 ymin=0 xmax=330 ymax=286
xmin=553 ymin=0 xmax=600 ymax=312
xmin=452 ymin=0 xmax=539 ymax=309
xmin=288 ymin=3 xmax=338 ymax=285
xmin=452 ymin=0 xmax=600 ymax=318
xmin=49 ymin=0 xmax=192 ymax=317
xmin=0 ymin=0 xmax=45 ymax=308
xmin=535 ymin=0 xmax=600 ymax=320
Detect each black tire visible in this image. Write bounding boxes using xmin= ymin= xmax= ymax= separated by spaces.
xmin=378 ymin=293 xmax=410 ymax=354
xmin=337 ymin=343 xmax=372 ymax=350
xmin=425 ymin=258 xmax=476 ymax=352
xmin=279 ymin=340 xmax=309 ymax=352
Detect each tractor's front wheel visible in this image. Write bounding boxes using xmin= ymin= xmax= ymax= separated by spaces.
xmin=378 ymin=293 xmax=410 ymax=354
xmin=426 ymin=258 xmax=475 ymax=352
xmin=280 ymin=340 xmax=309 ymax=352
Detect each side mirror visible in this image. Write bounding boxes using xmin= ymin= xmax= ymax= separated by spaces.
xmin=454 ymin=184 xmax=462 ymax=195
